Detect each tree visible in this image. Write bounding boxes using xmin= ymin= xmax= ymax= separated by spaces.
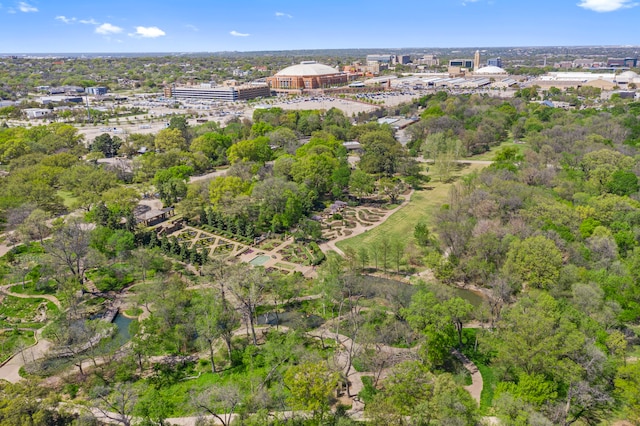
xmin=195 ymin=289 xmax=238 ymax=373
xmin=192 ymin=384 xmax=241 ymax=426
xmin=378 ymin=177 xmax=404 ymax=204
xmin=359 ymin=129 xmax=405 ymax=176
xmin=43 ymin=217 xmax=91 ymax=283
xmin=503 ymin=235 xmax=563 ymax=291
xmin=606 ymin=170 xmax=639 ymax=196
xmin=226 ymin=136 xmax=272 ymax=164
xmin=91 ymin=133 xmax=122 ymax=158
xmin=17 ymin=208 xmax=51 ymax=244
xmin=615 ymin=362 xmax=640 ymax=424
xmin=154 ymin=128 xmax=187 ymax=152
xmin=366 ymin=361 xmax=435 ymax=425
xmin=90 ymin=383 xmax=137 ymax=426
xmin=493 ymin=291 xmax=584 ymax=382
xmin=284 ymin=361 xmax=340 ymax=421
xmin=227 ymin=266 xmax=271 ymax=346
xmin=349 ymin=169 xmax=375 ymax=202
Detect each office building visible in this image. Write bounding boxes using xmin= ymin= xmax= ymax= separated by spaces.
xmin=164 ymin=83 xmax=270 ymax=101
xmin=86 ymin=87 xmax=108 ymax=95
xmin=449 ymin=59 xmax=474 ymax=69
xmin=487 ymin=58 xmax=503 ymax=68
xmin=607 ymin=57 xmax=638 ymax=68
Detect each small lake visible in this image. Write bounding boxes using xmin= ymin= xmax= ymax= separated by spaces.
xmin=112 ymin=313 xmax=133 ymax=346
xmin=360 ymin=275 xmax=488 ymax=308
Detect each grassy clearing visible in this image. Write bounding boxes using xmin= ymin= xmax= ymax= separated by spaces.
xmin=0 ymin=295 xmax=58 ymax=321
xmin=0 ymin=330 xmax=36 ymax=363
xmin=336 ymin=163 xmax=487 ymax=254
xmin=56 ymin=190 xmax=80 ymax=209
xmin=477 ymin=362 xmax=496 ymax=414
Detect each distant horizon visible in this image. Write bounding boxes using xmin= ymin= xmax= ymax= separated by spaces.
xmin=1 ymin=0 xmax=638 ymax=54
xmin=2 ymin=44 xmax=640 ymax=58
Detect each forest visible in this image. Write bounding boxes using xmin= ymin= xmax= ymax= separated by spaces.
xmin=0 ymin=89 xmax=639 ymax=426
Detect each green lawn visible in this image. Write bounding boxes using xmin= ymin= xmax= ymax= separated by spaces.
xmin=0 ymin=330 xmax=36 ymax=364
xmin=0 ymin=295 xmax=58 ymax=323
xmin=336 ymin=163 xmax=487 ymax=254
xmin=56 ymin=190 xmax=80 ymax=209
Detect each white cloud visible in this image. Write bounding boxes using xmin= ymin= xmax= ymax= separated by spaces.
xmin=95 ymin=23 xmax=123 ymax=35
xmin=79 ymin=18 xmax=98 ymax=25
xmin=131 ymin=26 xmax=166 ymax=38
xmin=230 ymin=30 xmax=250 ymax=37
xmin=577 ymin=0 xmax=638 ymax=11
xmin=55 ymin=15 xmax=75 ymax=23
xmin=185 ymin=24 xmax=199 ymax=32
xmin=18 ymin=2 xmax=37 ymax=12
xmin=275 ymin=11 xmax=293 ymax=18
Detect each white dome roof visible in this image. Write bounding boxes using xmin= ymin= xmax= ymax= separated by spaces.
xmin=618 ymin=71 xmax=639 ymax=79
xmin=475 ymin=65 xmax=507 ymax=75
xmin=275 ymin=61 xmax=340 ymax=76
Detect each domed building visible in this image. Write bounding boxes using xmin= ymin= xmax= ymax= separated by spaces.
xmin=267 ymin=61 xmax=348 ymax=90
xmin=474 ymin=65 xmax=508 ymax=76
xmin=616 ymin=70 xmax=640 ymax=84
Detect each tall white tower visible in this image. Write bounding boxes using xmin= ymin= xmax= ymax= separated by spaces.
xmin=474 ymin=50 xmax=480 ymax=71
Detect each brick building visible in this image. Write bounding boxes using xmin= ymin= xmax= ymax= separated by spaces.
xmin=267 ymin=61 xmax=348 ymax=90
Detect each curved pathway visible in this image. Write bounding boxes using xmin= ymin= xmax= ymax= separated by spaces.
xmin=319 ymin=189 xmax=415 ymax=257
xmin=0 ymin=284 xmax=63 ymax=309
xmin=0 ymin=328 xmax=52 ymax=383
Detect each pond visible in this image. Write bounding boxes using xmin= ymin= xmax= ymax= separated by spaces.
xmin=249 ymin=255 xmax=271 ymax=266
xmin=360 ymin=275 xmax=488 ymax=308
xmin=112 ymin=313 xmax=133 ymax=346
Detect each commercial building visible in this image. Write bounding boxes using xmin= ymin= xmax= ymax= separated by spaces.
xmin=267 ymin=61 xmax=348 ymax=90
xmin=24 ymin=108 xmax=51 ymax=119
xmin=417 ymin=54 xmax=439 ymax=67
xmin=393 ymin=54 xmax=411 ymax=65
xmin=366 ymin=54 xmax=393 ymax=64
xmin=86 ymin=87 xmax=108 ymax=95
xmin=449 ymin=59 xmax=474 ymax=69
xmin=487 ymin=58 xmax=503 ymax=68
xmin=607 ymin=57 xmax=638 ymax=68
xmin=164 ymin=83 xmax=270 ymax=101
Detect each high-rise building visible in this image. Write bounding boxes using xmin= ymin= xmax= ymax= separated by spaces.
xmin=487 ymin=58 xmax=503 ymax=68
xmin=474 ymin=50 xmax=481 ymax=71
xmin=449 ymin=59 xmax=474 ymax=69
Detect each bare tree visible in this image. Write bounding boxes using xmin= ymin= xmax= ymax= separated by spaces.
xmin=43 ymin=217 xmax=91 ymax=283
xmin=91 ymin=383 xmax=137 ymax=426
xmin=192 ymin=384 xmax=241 ymax=426
xmin=227 ymin=266 xmax=271 ymax=346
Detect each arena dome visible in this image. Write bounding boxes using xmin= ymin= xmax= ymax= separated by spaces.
xmin=275 ymin=61 xmax=340 ymax=76
xmin=617 ymin=70 xmax=639 ymax=80
xmin=268 ymin=61 xmax=347 ymax=90
xmin=474 ymin=65 xmax=507 ymax=75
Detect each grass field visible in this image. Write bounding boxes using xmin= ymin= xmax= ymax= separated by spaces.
xmin=57 ymin=190 xmax=80 ymax=209
xmin=336 ymin=163 xmax=487 ymax=254
xmin=0 ymin=330 xmax=35 ymax=364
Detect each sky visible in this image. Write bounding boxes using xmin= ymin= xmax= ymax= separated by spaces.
xmin=0 ymin=0 xmax=639 ymax=53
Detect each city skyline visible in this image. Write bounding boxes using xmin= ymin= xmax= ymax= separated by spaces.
xmin=0 ymin=0 xmax=639 ymax=53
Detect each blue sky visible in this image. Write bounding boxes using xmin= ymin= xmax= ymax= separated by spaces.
xmin=0 ymin=0 xmax=638 ymax=53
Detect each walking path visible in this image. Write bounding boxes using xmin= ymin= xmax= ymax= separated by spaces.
xmin=0 ymin=284 xmax=63 ymax=309
xmin=452 ymin=349 xmax=483 ymax=404
xmin=0 ymin=328 xmax=52 ymax=383
xmin=319 ymin=189 xmax=415 ymax=257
